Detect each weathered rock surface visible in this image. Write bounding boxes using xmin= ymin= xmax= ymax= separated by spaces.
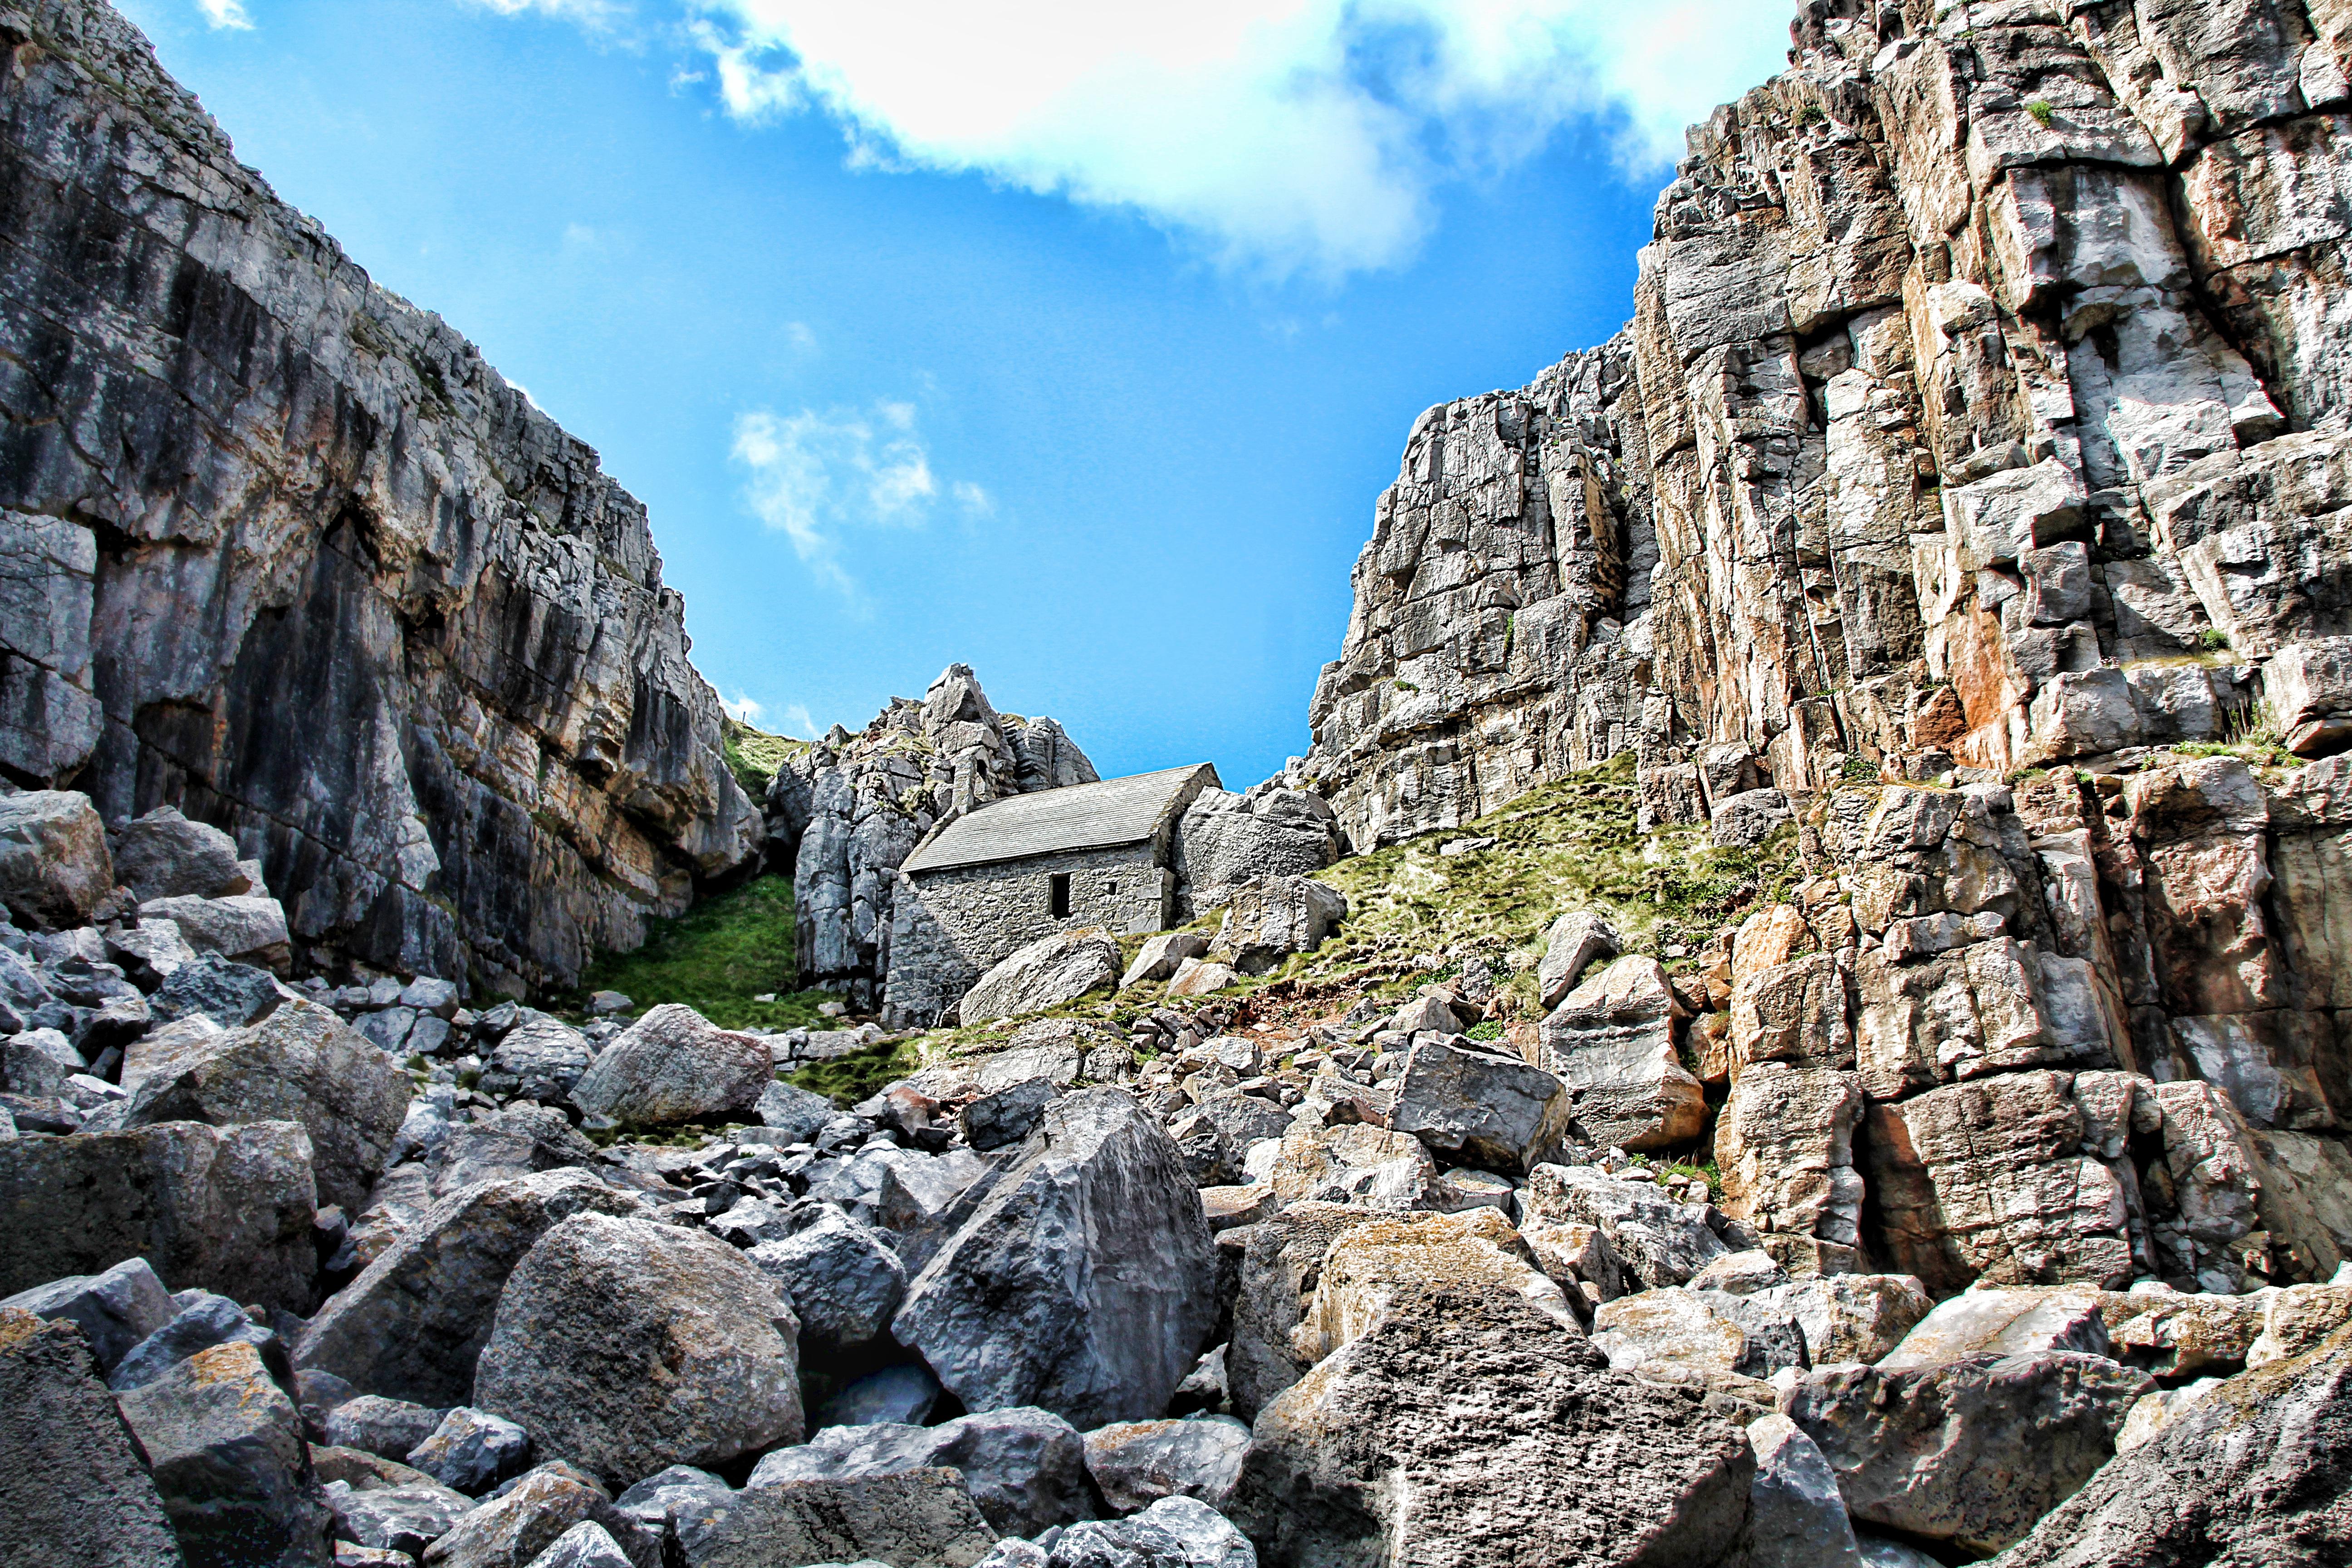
xmin=1230 ymin=1287 xmax=1754 ymax=1568
xmin=1539 ymin=956 xmax=1704 ymax=1151
xmin=1789 ymin=1352 xmax=2154 ymax=1554
xmin=0 ymin=1255 xmax=176 ymax=1372
xmin=0 ymin=1306 xmax=185 ymax=1568
xmin=0 ymin=790 xmax=112 ymax=929
xmin=123 ymin=998 xmax=409 ymax=1213
xmin=567 ymin=1005 xmax=770 ymax=1128
xmin=1387 ymin=1040 xmax=1569 ymax=1175
xmin=0 ymin=1119 xmax=317 ymax=1310
xmin=1746 ymin=1414 xmax=1861 ymax=1568
xmin=894 ymin=1089 xmax=1217 ymax=1427
xmin=1081 ymin=1417 xmax=1252 ymax=1514
xmin=959 ymin=931 xmax=1122 ymax=1026
xmin=744 ymin=1209 xmax=906 ymax=1351
xmin=1043 ymin=1496 xmax=1255 ymax=1568
xmin=298 ymin=1167 xmax=643 ymax=1407
xmin=1205 ymin=877 xmax=1347 ymax=976
xmin=407 ymin=1406 xmax=534 ymax=1494
xmin=1995 ymin=1322 xmax=2352 ymax=1566
xmin=747 ymin=1407 xmax=1092 ymax=1538
xmin=1521 ymin=1163 xmax=1729 ymax=1290
xmin=472 ymin=1213 xmax=803 ymax=1488
xmin=0 ymin=0 xmax=760 ymax=990
xmin=1296 ymin=1209 xmax=1580 ymax=1364
xmin=420 ymin=1462 xmax=657 ymax=1568
xmin=116 ymin=1339 xmax=332 ymax=1568
xmin=682 ymin=1469 xmax=997 ymax=1568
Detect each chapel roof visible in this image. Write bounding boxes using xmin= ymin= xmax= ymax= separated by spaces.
xmin=900 ymin=762 xmax=1220 ymax=875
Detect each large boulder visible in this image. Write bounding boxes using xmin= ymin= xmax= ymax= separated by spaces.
xmin=0 ymin=1307 xmax=183 ymax=1568
xmin=1226 ymin=1203 xmax=1392 ymax=1421
xmin=420 ymin=1461 xmax=658 ymax=1568
xmin=1081 ymin=1417 xmax=1252 ymax=1514
xmin=123 ymin=999 xmax=410 ymax=1214
xmin=472 ymin=1213 xmax=803 ymax=1488
xmin=1044 ymin=1496 xmax=1255 ymax=1568
xmin=0 ymin=789 xmax=112 ymax=930
xmin=1295 ymin=1209 xmax=1580 ymax=1365
xmin=112 ymin=807 xmax=249 ymax=904
xmin=1538 ymin=911 xmax=1620 ymax=1009
xmin=116 ymin=1339 xmax=332 ymax=1568
xmin=478 ymin=1017 xmax=598 ymax=1106
xmin=0 ymin=1119 xmax=318 ymax=1312
xmin=1788 ymin=1352 xmax=2153 ymax=1554
xmin=747 ymin=1406 xmax=1092 ymax=1537
xmin=111 ymin=1289 xmax=282 ymax=1392
xmin=1520 ymin=1164 xmax=1728 ymax=1290
xmin=1877 ymin=1285 xmax=2112 ymax=1369
xmin=432 ymin=1105 xmax=599 ymax=1198
xmin=1230 ymin=1287 xmax=1754 ymax=1568
xmin=568 ymin=1006 xmax=771 ymax=1128
xmin=1173 ymin=786 xmax=1342 ymax=916
xmin=0 ymin=1255 xmax=176 ymax=1372
xmin=1591 ymin=1288 xmax=1808 ymax=1381
xmin=1744 ymin=1274 xmax=1933 ymax=1367
xmin=894 ymin=1089 xmax=1218 ymax=1428
xmin=681 ymin=1469 xmax=997 ymax=1568
xmin=1539 ymin=956 xmax=1705 ymax=1150
xmin=298 ymin=1168 xmax=643 ymax=1407
xmin=1387 ymin=1041 xmax=1570 ymax=1176
xmin=1745 ymin=1415 xmax=1861 ymax=1568
xmin=1206 ymin=876 xmax=1347 ymax=976
xmin=959 ymin=931 xmax=1122 ymax=1026
xmin=1995 ymin=1321 xmax=2352 ymax=1565
xmin=1713 ymin=1063 xmax=1864 ymax=1276
xmin=743 ymin=1208 xmax=906 ymax=1351
xmin=139 ymin=895 xmax=293 ymax=975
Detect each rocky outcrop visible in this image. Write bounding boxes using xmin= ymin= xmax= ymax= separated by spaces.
xmin=770 ymin=666 xmax=1096 ymax=1009
xmin=0 ymin=0 xmax=760 ymax=996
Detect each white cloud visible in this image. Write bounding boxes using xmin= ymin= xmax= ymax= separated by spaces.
xmin=472 ymin=0 xmax=630 ymax=23
xmin=677 ymin=0 xmax=1790 ymax=276
xmin=781 ymin=703 xmax=818 ymax=739
xmin=732 ymin=399 xmax=978 ymax=597
xmin=720 ymin=691 xmax=765 ymax=724
xmin=196 ymin=0 xmax=252 ymax=29
xmin=784 ymin=321 xmax=818 ymax=353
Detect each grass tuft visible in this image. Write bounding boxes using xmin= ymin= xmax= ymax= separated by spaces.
xmin=568 ymin=875 xmax=836 ymax=1031
xmin=791 ymin=1039 xmax=921 ymax=1107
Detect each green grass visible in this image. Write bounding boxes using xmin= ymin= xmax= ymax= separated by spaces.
xmin=566 ymin=875 xmax=836 ymax=1030
xmin=791 ymin=1039 xmax=921 ymax=1107
xmin=720 ymin=718 xmax=809 ymax=799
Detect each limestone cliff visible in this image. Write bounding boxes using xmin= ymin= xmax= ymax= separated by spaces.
xmin=1303 ymin=0 xmax=2352 ymax=846
xmin=0 ymin=0 xmax=760 ymax=994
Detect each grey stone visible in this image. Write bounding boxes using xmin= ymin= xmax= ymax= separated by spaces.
xmin=433 ymin=1105 xmax=600 ymax=1197
xmin=108 ymin=919 xmax=204 ymax=994
xmin=1745 ymin=1415 xmax=1862 ymax=1568
xmin=113 ymin=807 xmax=249 ymax=904
xmin=1205 ymin=877 xmax=1347 ymax=976
xmin=755 ymin=1079 xmax=838 ymax=1144
xmin=479 ymin=1018 xmax=597 ymax=1106
xmin=1712 ymin=789 xmax=1794 ymax=848
xmin=406 ymin=1407 xmax=536 ymax=1494
xmin=569 ymin=1006 xmax=772 ymax=1128
xmin=1537 ymin=911 xmax=1620 ymax=1009
xmin=325 ymin=1396 xmax=450 ymax=1464
xmin=4 ymin=1023 xmax=84 ymax=1095
xmin=419 ymin=1461 xmax=659 ymax=1568
xmin=1230 ymin=1286 xmax=1754 ymax=1568
xmin=744 ymin=1209 xmax=906 ymax=1350
xmin=959 ymin=931 xmax=1123 ymax=1026
xmin=1592 ymin=1288 xmax=1809 ymax=1380
xmin=1877 ymin=1285 xmax=2113 ymax=1370
xmin=140 ymin=895 xmax=293 ymax=975
xmin=749 ymin=1406 xmax=1093 ymax=1537
xmin=0 ymin=1119 xmax=319 ymax=1313
xmin=324 ymin=1478 xmax=473 ymax=1558
xmin=111 ymin=1291 xmax=279 ymax=1392
xmin=472 ymin=1213 xmax=803 ymax=1489
xmin=0 ymin=790 xmax=112 ymax=931
xmin=1121 ymin=933 xmax=1208 ymax=989
xmin=609 ymin=1466 xmax=734 ymax=1561
xmin=1226 ymin=1204 xmax=1391 ymax=1421
xmin=815 ymin=1362 xmax=945 ymax=1430
xmin=962 ymin=1078 xmax=1057 ymax=1151
xmin=124 ymin=998 xmax=411 ymax=1214
xmin=1745 ymin=1274 xmax=1933 ymax=1367
xmin=1788 ymin=1352 xmax=2155 ymax=1554
xmin=894 ymin=1089 xmax=1218 ymax=1428
xmin=0 ymin=1306 xmax=184 ymax=1568
xmin=1521 ymin=1164 xmax=1728 ymax=1290
xmin=1045 ymin=1496 xmax=1255 ymax=1568
xmin=1080 ymin=1416 xmax=1252 ymax=1514
xmin=147 ymin=954 xmax=284 ymax=1028
xmin=681 ymin=1469 xmax=996 ymax=1568
xmin=298 ymin=1167 xmax=644 ymax=1407
xmin=0 ymin=1255 xmax=176 ymax=1372
xmin=1387 ymin=1040 xmax=1569 ymax=1176
xmin=1173 ymin=784 xmax=1342 ymax=917
xmin=116 ymin=1339 xmax=333 ymax=1568
xmin=1539 ymin=957 xmax=1704 ymax=1151
xmin=519 ymin=1522 xmax=634 ymax=1568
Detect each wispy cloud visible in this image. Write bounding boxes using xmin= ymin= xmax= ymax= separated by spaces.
xmin=470 ymin=0 xmax=632 ymax=24
xmin=669 ymin=0 xmax=1788 ymax=278
xmin=781 ymin=703 xmax=818 ymax=739
xmin=731 ymin=398 xmax=979 ymax=600
xmin=196 ymin=0 xmax=252 ymax=30
xmin=720 ymin=691 xmax=765 ymax=724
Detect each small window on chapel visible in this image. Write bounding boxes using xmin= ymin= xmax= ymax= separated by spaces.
xmin=1049 ymin=873 xmax=1072 ymax=918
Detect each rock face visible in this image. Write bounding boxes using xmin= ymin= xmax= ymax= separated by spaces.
xmin=686 ymin=1469 xmax=997 ymax=1568
xmin=0 ymin=0 xmax=759 ymax=992
xmin=472 ymin=1214 xmax=804 ymax=1488
xmin=772 ymin=665 xmax=1097 ymax=1010
xmin=958 ymin=931 xmax=1123 ymax=1026
xmin=893 ymin=1089 xmax=1218 ymax=1428
xmin=116 ymin=1339 xmax=332 ymax=1568
xmin=566 ymin=1005 xmax=771 ymax=1128
xmin=1230 ymin=1287 xmax=1754 ymax=1568
xmin=0 ymin=1307 xmax=185 ymax=1568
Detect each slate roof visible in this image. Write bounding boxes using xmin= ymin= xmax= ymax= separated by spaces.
xmin=901 ymin=763 xmax=1221 ymax=875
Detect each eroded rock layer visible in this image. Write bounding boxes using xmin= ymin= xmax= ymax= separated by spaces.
xmin=1301 ymin=0 xmax=2352 ymax=846
xmin=0 ymin=0 xmax=760 ymax=994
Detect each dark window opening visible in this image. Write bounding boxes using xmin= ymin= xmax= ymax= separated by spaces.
xmin=1049 ymin=873 xmax=1072 ymax=918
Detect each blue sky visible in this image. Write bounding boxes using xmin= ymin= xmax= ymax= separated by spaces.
xmin=116 ymin=0 xmax=1791 ymax=788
